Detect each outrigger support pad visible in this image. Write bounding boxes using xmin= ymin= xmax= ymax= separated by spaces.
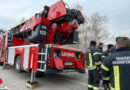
xmin=26 ymin=70 xmax=40 ymax=89
xmin=2 ymin=62 xmax=9 ymax=70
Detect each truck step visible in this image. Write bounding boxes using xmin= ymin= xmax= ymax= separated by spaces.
xmin=37 ymin=69 xmax=45 ymax=72
xmin=38 ymin=53 xmax=46 ymax=55
xmin=37 ymin=61 xmax=45 ymax=63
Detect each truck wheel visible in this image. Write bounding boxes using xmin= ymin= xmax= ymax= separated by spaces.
xmin=15 ymin=56 xmax=22 ymax=73
xmin=35 ymin=71 xmax=45 ymax=77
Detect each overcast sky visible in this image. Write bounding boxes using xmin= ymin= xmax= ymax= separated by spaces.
xmin=0 ymin=0 xmax=130 ymax=40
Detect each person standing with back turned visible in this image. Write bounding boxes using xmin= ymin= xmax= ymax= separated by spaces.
xmin=101 ymin=37 xmax=130 ymax=90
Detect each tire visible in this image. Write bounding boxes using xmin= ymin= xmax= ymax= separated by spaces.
xmin=15 ymin=56 xmax=22 ymax=73
xmin=35 ymin=71 xmax=45 ymax=77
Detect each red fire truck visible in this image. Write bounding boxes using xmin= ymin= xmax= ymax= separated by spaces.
xmin=0 ymin=0 xmax=85 ymax=87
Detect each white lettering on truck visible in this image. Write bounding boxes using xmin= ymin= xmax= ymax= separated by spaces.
xmin=61 ymin=52 xmax=75 ymax=57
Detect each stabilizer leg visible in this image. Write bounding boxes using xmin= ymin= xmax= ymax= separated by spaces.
xmin=2 ymin=62 xmax=9 ymax=70
xmin=26 ymin=70 xmax=40 ymax=89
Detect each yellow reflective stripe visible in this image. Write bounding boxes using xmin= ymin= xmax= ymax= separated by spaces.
xmin=78 ymin=55 xmax=80 ymax=58
xmin=102 ymin=55 xmax=106 ymax=58
xmin=93 ymin=86 xmax=99 ymax=90
xmin=46 ymin=44 xmax=48 ymax=47
xmin=107 ymin=88 xmax=109 ymax=90
xmin=101 ymin=64 xmax=110 ymax=71
xmin=113 ymin=66 xmax=120 ymax=90
xmin=109 ymin=83 xmax=115 ymax=90
xmin=88 ymin=53 xmax=93 ymax=67
xmin=102 ymin=76 xmax=110 ymax=80
xmin=87 ymin=66 xmax=97 ymax=70
xmin=88 ymin=84 xmax=93 ymax=88
xmin=93 ymin=52 xmax=102 ymax=56
xmin=95 ymin=61 xmax=101 ymax=65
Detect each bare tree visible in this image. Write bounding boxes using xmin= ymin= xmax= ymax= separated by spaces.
xmin=78 ymin=12 xmax=110 ymax=52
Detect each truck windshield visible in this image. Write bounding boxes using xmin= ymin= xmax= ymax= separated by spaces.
xmin=54 ymin=49 xmax=61 ymax=59
xmin=75 ymin=52 xmax=80 ymax=60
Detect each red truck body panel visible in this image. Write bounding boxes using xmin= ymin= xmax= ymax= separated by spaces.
xmin=48 ymin=0 xmax=66 ymax=20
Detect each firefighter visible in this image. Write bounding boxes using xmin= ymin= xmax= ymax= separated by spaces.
xmin=97 ymin=42 xmax=104 ymax=64
xmin=97 ymin=43 xmax=105 ymax=89
xmin=103 ymin=44 xmax=114 ymax=57
xmin=86 ymin=40 xmax=101 ymax=90
xmin=102 ymin=44 xmax=113 ymax=90
xmin=109 ymin=46 xmax=116 ymax=54
xmin=101 ymin=37 xmax=130 ymax=90
xmin=98 ymin=43 xmax=104 ymax=53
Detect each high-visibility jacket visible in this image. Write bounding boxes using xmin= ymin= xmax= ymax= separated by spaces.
xmin=102 ymin=50 xmax=111 ymax=62
xmin=101 ymin=47 xmax=130 ymax=90
xmin=97 ymin=47 xmax=104 ymax=65
xmin=86 ymin=45 xmax=102 ymax=70
xmin=103 ymin=50 xmax=111 ymax=57
xmin=98 ymin=47 xmax=103 ymax=53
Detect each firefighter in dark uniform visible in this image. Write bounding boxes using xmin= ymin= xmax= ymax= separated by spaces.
xmin=98 ymin=43 xmax=104 ymax=53
xmin=86 ymin=40 xmax=102 ymax=90
xmin=101 ymin=37 xmax=130 ymax=90
xmin=97 ymin=42 xmax=104 ymax=64
xmin=97 ymin=42 xmax=104 ymax=79
xmin=97 ymin=43 xmax=112 ymax=90
xmin=102 ymin=44 xmax=113 ymax=90
xmin=104 ymin=44 xmax=114 ymax=57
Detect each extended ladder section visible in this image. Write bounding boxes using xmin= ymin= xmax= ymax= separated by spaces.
xmin=37 ymin=46 xmax=48 ymax=72
xmin=8 ymin=32 xmax=13 ymax=47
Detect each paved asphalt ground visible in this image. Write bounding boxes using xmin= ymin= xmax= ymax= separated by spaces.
xmin=0 ymin=66 xmax=103 ymax=90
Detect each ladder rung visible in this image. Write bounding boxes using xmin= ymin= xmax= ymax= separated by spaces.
xmin=37 ymin=61 xmax=45 ymax=63
xmin=8 ymin=43 xmax=12 ymax=45
xmin=37 ymin=69 xmax=45 ymax=72
xmin=8 ymin=44 xmax=12 ymax=46
xmin=38 ymin=53 xmax=46 ymax=55
xmin=8 ymin=38 xmax=12 ymax=39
